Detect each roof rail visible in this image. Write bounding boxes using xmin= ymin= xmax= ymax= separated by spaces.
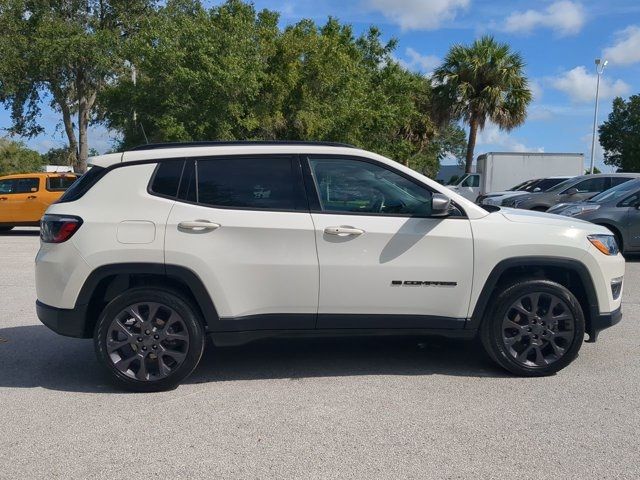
xmin=128 ymin=140 xmax=356 ymax=151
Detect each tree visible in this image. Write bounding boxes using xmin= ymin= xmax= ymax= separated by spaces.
xmin=0 ymin=138 xmax=43 ymax=175
xmin=432 ymin=36 xmax=532 ymax=173
xmin=99 ymin=0 xmax=464 ymax=178
xmin=0 ymin=0 xmax=154 ymax=172
xmin=599 ymin=95 xmax=640 ymax=172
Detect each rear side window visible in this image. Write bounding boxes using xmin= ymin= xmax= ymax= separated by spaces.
xmin=57 ymin=167 xmax=107 ymax=203
xmin=46 ymin=176 xmax=77 ymax=192
xmin=196 ymin=157 xmax=297 ymax=210
xmin=14 ymin=178 xmax=39 ymax=193
xmin=610 ymin=177 xmax=633 ymax=188
xmin=150 ymin=160 xmax=185 ymax=198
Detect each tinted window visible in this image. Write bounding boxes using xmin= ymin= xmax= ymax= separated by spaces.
xmin=570 ymin=177 xmax=606 ymax=193
xmin=57 ymin=166 xmax=107 ymax=203
xmin=0 ymin=180 xmax=13 ymax=194
xmin=534 ymin=178 xmax=568 ymax=191
xmin=610 ymin=177 xmax=634 ymax=187
xmin=196 ymin=157 xmax=296 ymax=210
xmin=309 ymin=157 xmax=432 ymax=216
xmin=619 ymin=192 xmax=640 ymax=207
xmin=590 ymin=179 xmax=640 ymax=203
xmin=14 ymin=178 xmax=39 ymax=193
xmin=46 ymin=176 xmax=77 ymax=191
xmin=178 ymin=160 xmax=196 ymax=203
xmin=150 ymin=161 xmax=184 ymax=198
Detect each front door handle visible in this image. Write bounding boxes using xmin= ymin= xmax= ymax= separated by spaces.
xmin=0 ymin=197 xmax=7 ymax=201
xmin=178 ymin=220 xmax=221 ymax=231
xmin=27 ymin=195 xmax=37 ymax=200
xmin=324 ymin=226 xmax=365 ymax=236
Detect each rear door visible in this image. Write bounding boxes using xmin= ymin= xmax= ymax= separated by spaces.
xmin=164 ymin=156 xmax=319 ymax=330
xmin=304 ymin=155 xmax=474 ymax=329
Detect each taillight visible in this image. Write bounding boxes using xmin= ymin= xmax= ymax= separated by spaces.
xmin=40 ymin=214 xmax=83 ymax=243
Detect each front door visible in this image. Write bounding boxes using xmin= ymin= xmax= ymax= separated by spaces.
xmin=164 ymin=156 xmax=319 ymax=330
xmin=304 ymin=156 xmax=474 ymax=329
xmin=7 ymin=177 xmax=42 ymax=223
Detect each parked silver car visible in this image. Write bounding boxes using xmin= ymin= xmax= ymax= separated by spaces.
xmin=548 ymin=178 xmax=640 ymax=254
xmin=502 ymin=173 xmax=640 ymax=211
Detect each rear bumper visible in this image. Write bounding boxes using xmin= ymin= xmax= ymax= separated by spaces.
xmin=586 ymin=306 xmax=622 ymax=342
xmin=36 ymin=300 xmax=89 ymax=338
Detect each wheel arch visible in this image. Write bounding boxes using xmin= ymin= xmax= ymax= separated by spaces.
xmin=469 ymin=257 xmax=599 ymax=337
xmin=76 ymin=263 xmax=219 ymax=337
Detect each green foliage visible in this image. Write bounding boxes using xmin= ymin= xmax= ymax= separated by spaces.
xmin=433 ymin=36 xmax=532 ymax=173
xmin=0 ymin=0 xmax=155 ymax=171
xmin=41 ymin=147 xmax=74 ymax=166
xmin=99 ymin=0 xmax=465 ymax=177
xmin=585 ymin=167 xmax=602 ymax=175
xmin=599 ymin=95 xmax=640 ymax=172
xmin=0 ymin=138 xmax=43 ymax=175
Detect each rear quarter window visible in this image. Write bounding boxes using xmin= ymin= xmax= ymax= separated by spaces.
xmin=149 ymin=160 xmax=185 ymax=198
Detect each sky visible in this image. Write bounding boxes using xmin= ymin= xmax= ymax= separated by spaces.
xmin=2 ymin=0 xmax=640 ymax=171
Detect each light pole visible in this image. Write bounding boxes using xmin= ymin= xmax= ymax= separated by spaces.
xmin=589 ymin=58 xmax=608 ymax=174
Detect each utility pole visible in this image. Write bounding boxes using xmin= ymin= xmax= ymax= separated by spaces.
xmin=589 ymin=58 xmax=607 ymax=174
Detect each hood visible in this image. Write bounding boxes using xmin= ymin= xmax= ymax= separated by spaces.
xmin=500 ymin=207 xmax=594 ymax=227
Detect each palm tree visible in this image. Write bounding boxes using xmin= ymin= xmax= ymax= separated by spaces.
xmin=433 ymin=36 xmax=532 ymax=173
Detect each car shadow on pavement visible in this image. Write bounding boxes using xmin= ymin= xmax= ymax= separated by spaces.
xmin=0 ymin=228 xmax=40 ymax=237
xmin=0 ymin=325 xmax=509 ymax=393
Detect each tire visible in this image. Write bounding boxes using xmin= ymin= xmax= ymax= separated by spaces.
xmin=94 ymin=287 xmax=206 ymax=392
xmin=480 ymin=279 xmax=585 ymax=376
xmin=0 ymin=226 xmax=14 ymax=232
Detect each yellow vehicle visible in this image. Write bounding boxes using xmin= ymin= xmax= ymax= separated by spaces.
xmin=0 ymin=172 xmax=77 ymax=231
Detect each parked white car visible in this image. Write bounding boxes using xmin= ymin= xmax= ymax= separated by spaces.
xmin=35 ymin=142 xmax=624 ymax=391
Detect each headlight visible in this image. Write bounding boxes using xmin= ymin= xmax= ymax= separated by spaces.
xmin=588 ymin=234 xmax=619 ymax=256
xmin=559 ymin=204 xmax=600 ymax=217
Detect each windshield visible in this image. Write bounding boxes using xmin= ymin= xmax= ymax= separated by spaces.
xmin=589 ymin=179 xmax=640 ymax=203
xmin=546 ymin=177 xmax=579 ymax=193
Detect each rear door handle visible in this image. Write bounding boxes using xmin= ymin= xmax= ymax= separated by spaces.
xmin=178 ymin=220 xmax=221 ymax=231
xmin=27 ymin=195 xmax=37 ymax=200
xmin=324 ymin=226 xmax=365 ymax=236
xmin=0 ymin=197 xmax=7 ymax=201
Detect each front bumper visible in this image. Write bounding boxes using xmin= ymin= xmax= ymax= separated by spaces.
xmin=586 ymin=306 xmax=622 ymax=343
xmin=36 ymin=300 xmax=89 ymax=338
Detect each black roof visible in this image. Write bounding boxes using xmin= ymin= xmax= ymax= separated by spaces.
xmin=129 ymin=140 xmax=355 ymax=151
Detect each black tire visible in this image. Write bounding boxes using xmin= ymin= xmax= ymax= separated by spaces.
xmin=0 ymin=226 xmax=14 ymax=232
xmin=94 ymin=287 xmax=206 ymax=392
xmin=480 ymin=279 xmax=585 ymax=376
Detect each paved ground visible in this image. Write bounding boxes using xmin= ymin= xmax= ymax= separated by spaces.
xmin=0 ymin=228 xmax=638 ymax=479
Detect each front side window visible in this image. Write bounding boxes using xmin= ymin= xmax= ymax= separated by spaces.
xmin=569 ymin=177 xmax=606 ymax=193
xmin=619 ymin=192 xmax=640 ymax=207
xmin=13 ymin=178 xmax=39 ymax=194
xmin=460 ymin=174 xmax=480 ymax=188
xmin=196 ymin=157 xmax=297 ymax=210
xmin=308 ymin=157 xmax=432 ymax=216
xmin=0 ymin=180 xmax=13 ymax=194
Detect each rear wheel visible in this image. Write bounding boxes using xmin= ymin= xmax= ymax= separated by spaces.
xmin=94 ymin=288 xmax=205 ymax=392
xmin=480 ymin=279 xmax=585 ymax=376
xmin=0 ymin=226 xmax=14 ymax=232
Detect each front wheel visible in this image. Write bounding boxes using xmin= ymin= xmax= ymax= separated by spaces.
xmin=94 ymin=288 xmax=206 ymax=392
xmin=480 ymin=279 xmax=585 ymax=376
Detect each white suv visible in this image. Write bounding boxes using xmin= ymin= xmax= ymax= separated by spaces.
xmin=35 ymin=142 xmax=624 ymax=391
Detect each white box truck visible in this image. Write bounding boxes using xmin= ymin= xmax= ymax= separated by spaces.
xmin=448 ymin=152 xmax=584 ymax=201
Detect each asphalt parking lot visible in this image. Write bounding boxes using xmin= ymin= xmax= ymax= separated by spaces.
xmin=1 ymin=228 xmax=639 ymax=479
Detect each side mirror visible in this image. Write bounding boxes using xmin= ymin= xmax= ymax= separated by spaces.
xmin=431 ymin=193 xmax=451 ymax=217
xmin=565 ymin=188 xmax=579 ymax=196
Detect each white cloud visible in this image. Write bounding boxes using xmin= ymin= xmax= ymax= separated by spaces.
xmin=529 ymin=79 xmax=544 ymax=101
xmin=399 ymin=48 xmax=441 ymax=73
xmin=366 ymin=0 xmax=470 ymax=31
xmin=603 ymin=25 xmax=640 ymax=66
xmin=476 ymin=122 xmax=544 ymax=153
xmin=503 ymin=1 xmax=586 ymax=36
xmin=549 ymin=66 xmax=631 ymax=103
